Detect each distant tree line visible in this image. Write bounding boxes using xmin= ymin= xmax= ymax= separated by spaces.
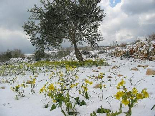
xmin=0 ymin=49 xmax=24 ymax=62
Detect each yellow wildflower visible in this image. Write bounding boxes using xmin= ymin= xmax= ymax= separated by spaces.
xmin=137 ymin=93 xmax=143 ymax=99
xmin=85 ymin=79 xmax=93 ymax=85
xmin=48 ymin=84 xmax=55 ymax=91
xmin=32 ymin=78 xmax=36 ymax=84
xmin=70 ymin=84 xmax=75 ymax=88
xmin=75 ymin=83 xmax=79 ymax=86
xmin=115 ymin=91 xmax=124 ymax=100
xmin=53 ymin=99 xmax=57 ymax=103
xmin=47 ymin=92 xmax=51 ymax=96
xmin=142 ymin=89 xmax=149 ymax=98
xmin=132 ymin=87 xmax=138 ymax=95
xmin=21 ymin=83 xmax=26 ymax=88
xmin=82 ymin=86 xmax=88 ymax=92
xmin=143 ymin=91 xmax=149 ymax=98
xmin=59 ymin=72 xmax=64 ymax=77
xmin=118 ymin=79 xmax=125 ymax=87
xmin=98 ymin=73 xmax=104 ymax=79
xmin=85 ymin=79 xmax=89 ymax=84
xmin=75 ymin=75 xmax=79 ymax=79
xmin=40 ymin=86 xmax=46 ymax=93
xmin=79 ymin=90 xmax=81 ymax=94
xmin=89 ymin=81 xmax=93 ymax=85
xmin=122 ymin=99 xmax=129 ymax=105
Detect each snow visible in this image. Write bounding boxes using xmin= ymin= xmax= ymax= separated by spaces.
xmin=0 ymin=54 xmax=155 ymax=116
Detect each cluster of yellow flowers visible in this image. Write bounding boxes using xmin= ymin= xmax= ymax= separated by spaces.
xmin=70 ymin=83 xmax=79 ymax=88
xmin=40 ymin=85 xmax=47 ymax=93
xmin=11 ymin=83 xmax=28 ymax=92
xmin=85 ymin=79 xmax=93 ymax=85
xmin=115 ymin=79 xmax=149 ymax=106
xmin=48 ymin=84 xmax=55 ymax=91
xmin=39 ymin=82 xmax=49 ymax=93
xmin=117 ymin=79 xmax=125 ymax=89
xmin=82 ymin=85 xmax=88 ymax=92
xmin=97 ymin=73 xmax=105 ymax=79
xmin=66 ymin=65 xmax=76 ymax=71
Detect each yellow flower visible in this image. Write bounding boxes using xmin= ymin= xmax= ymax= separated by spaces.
xmin=60 ymin=78 xmax=64 ymax=81
xmin=85 ymin=79 xmax=89 ymax=84
xmin=40 ymin=86 xmax=46 ymax=93
xmin=85 ymin=79 xmax=93 ymax=85
xmin=53 ymin=99 xmax=57 ymax=103
xmin=75 ymin=83 xmax=79 ymax=86
xmin=21 ymin=84 xmax=26 ymax=88
xmin=137 ymin=93 xmax=143 ymax=99
xmin=118 ymin=79 xmax=125 ymax=87
xmin=59 ymin=72 xmax=64 ymax=77
xmin=98 ymin=73 xmax=104 ymax=79
xmin=115 ymin=91 xmax=124 ymax=100
xmin=82 ymin=86 xmax=88 ymax=92
xmin=47 ymin=92 xmax=51 ymax=96
xmin=66 ymin=65 xmax=70 ymax=71
xmin=89 ymin=81 xmax=93 ymax=85
xmin=75 ymin=75 xmax=79 ymax=79
xmin=79 ymin=90 xmax=81 ymax=94
xmin=132 ymin=87 xmax=138 ymax=95
xmin=142 ymin=89 xmax=149 ymax=98
xmin=16 ymin=85 xmax=20 ymax=88
xmin=117 ymin=85 xmax=120 ymax=89
xmin=32 ymin=78 xmax=36 ymax=84
xmin=143 ymin=91 xmax=149 ymax=98
xmin=48 ymin=84 xmax=55 ymax=91
xmin=70 ymin=84 xmax=76 ymax=88
xmin=122 ymin=99 xmax=129 ymax=105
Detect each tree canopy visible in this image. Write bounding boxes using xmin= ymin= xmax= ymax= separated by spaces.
xmin=23 ymin=0 xmax=105 ymax=61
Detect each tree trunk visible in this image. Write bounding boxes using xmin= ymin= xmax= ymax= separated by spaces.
xmin=70 ymin=28 xmax=83 ymax=62
xmin=73 ymin=40 xmax=83 ymax=62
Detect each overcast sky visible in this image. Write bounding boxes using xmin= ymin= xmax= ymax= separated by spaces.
xmin=0 ymin=0 xmax=155 ymax=53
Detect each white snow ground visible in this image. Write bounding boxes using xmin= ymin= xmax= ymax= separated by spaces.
xmin=0 ymin=54 xmax=155 ymax=116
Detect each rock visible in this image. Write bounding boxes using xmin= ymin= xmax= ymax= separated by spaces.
xmin=146 ymin=68 xmax=155 ymax=75
xmin=26 ymin=80 xmax=33 ymax=84
xmin=131 ymin=67 xmax=139 ymax=71
xmin=0 ymin=86 xmax=5 ymax=89
xmin=92 ymin=70 xmax=99 ymax=72
xmin=93 ymin=84 xmax=106 ymax=89
xmin=98 ymin=67 xmax=101 ymax=69
xmin=107 ymin=76 xmax=113 ymax=78
xmin=93 ymin=84 xmax=101 ymax=88
xmin=137 ymin=65 xmax=148 ymax=68
xmin=118 ymin=74 xmax=123 ymax=77
xmin=112 ymin=66 xmax=119 ymax=69
xmin=149 ymin=56 xmax=155 ymax=61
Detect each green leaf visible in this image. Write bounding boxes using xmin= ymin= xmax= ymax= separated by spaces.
xmin=80 ymin=100 xmax=86 ymax=106
xmin=96 ymin=106 xmax=111 ymax=113
xmin=90 ymin=111 xmax=97 ymax=116
xmin=50 ymin=104 xmax=56 ymax=111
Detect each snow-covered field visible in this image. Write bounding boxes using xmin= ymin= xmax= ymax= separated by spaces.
xmin=0 ymin=54 xmax=155 ymax=116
